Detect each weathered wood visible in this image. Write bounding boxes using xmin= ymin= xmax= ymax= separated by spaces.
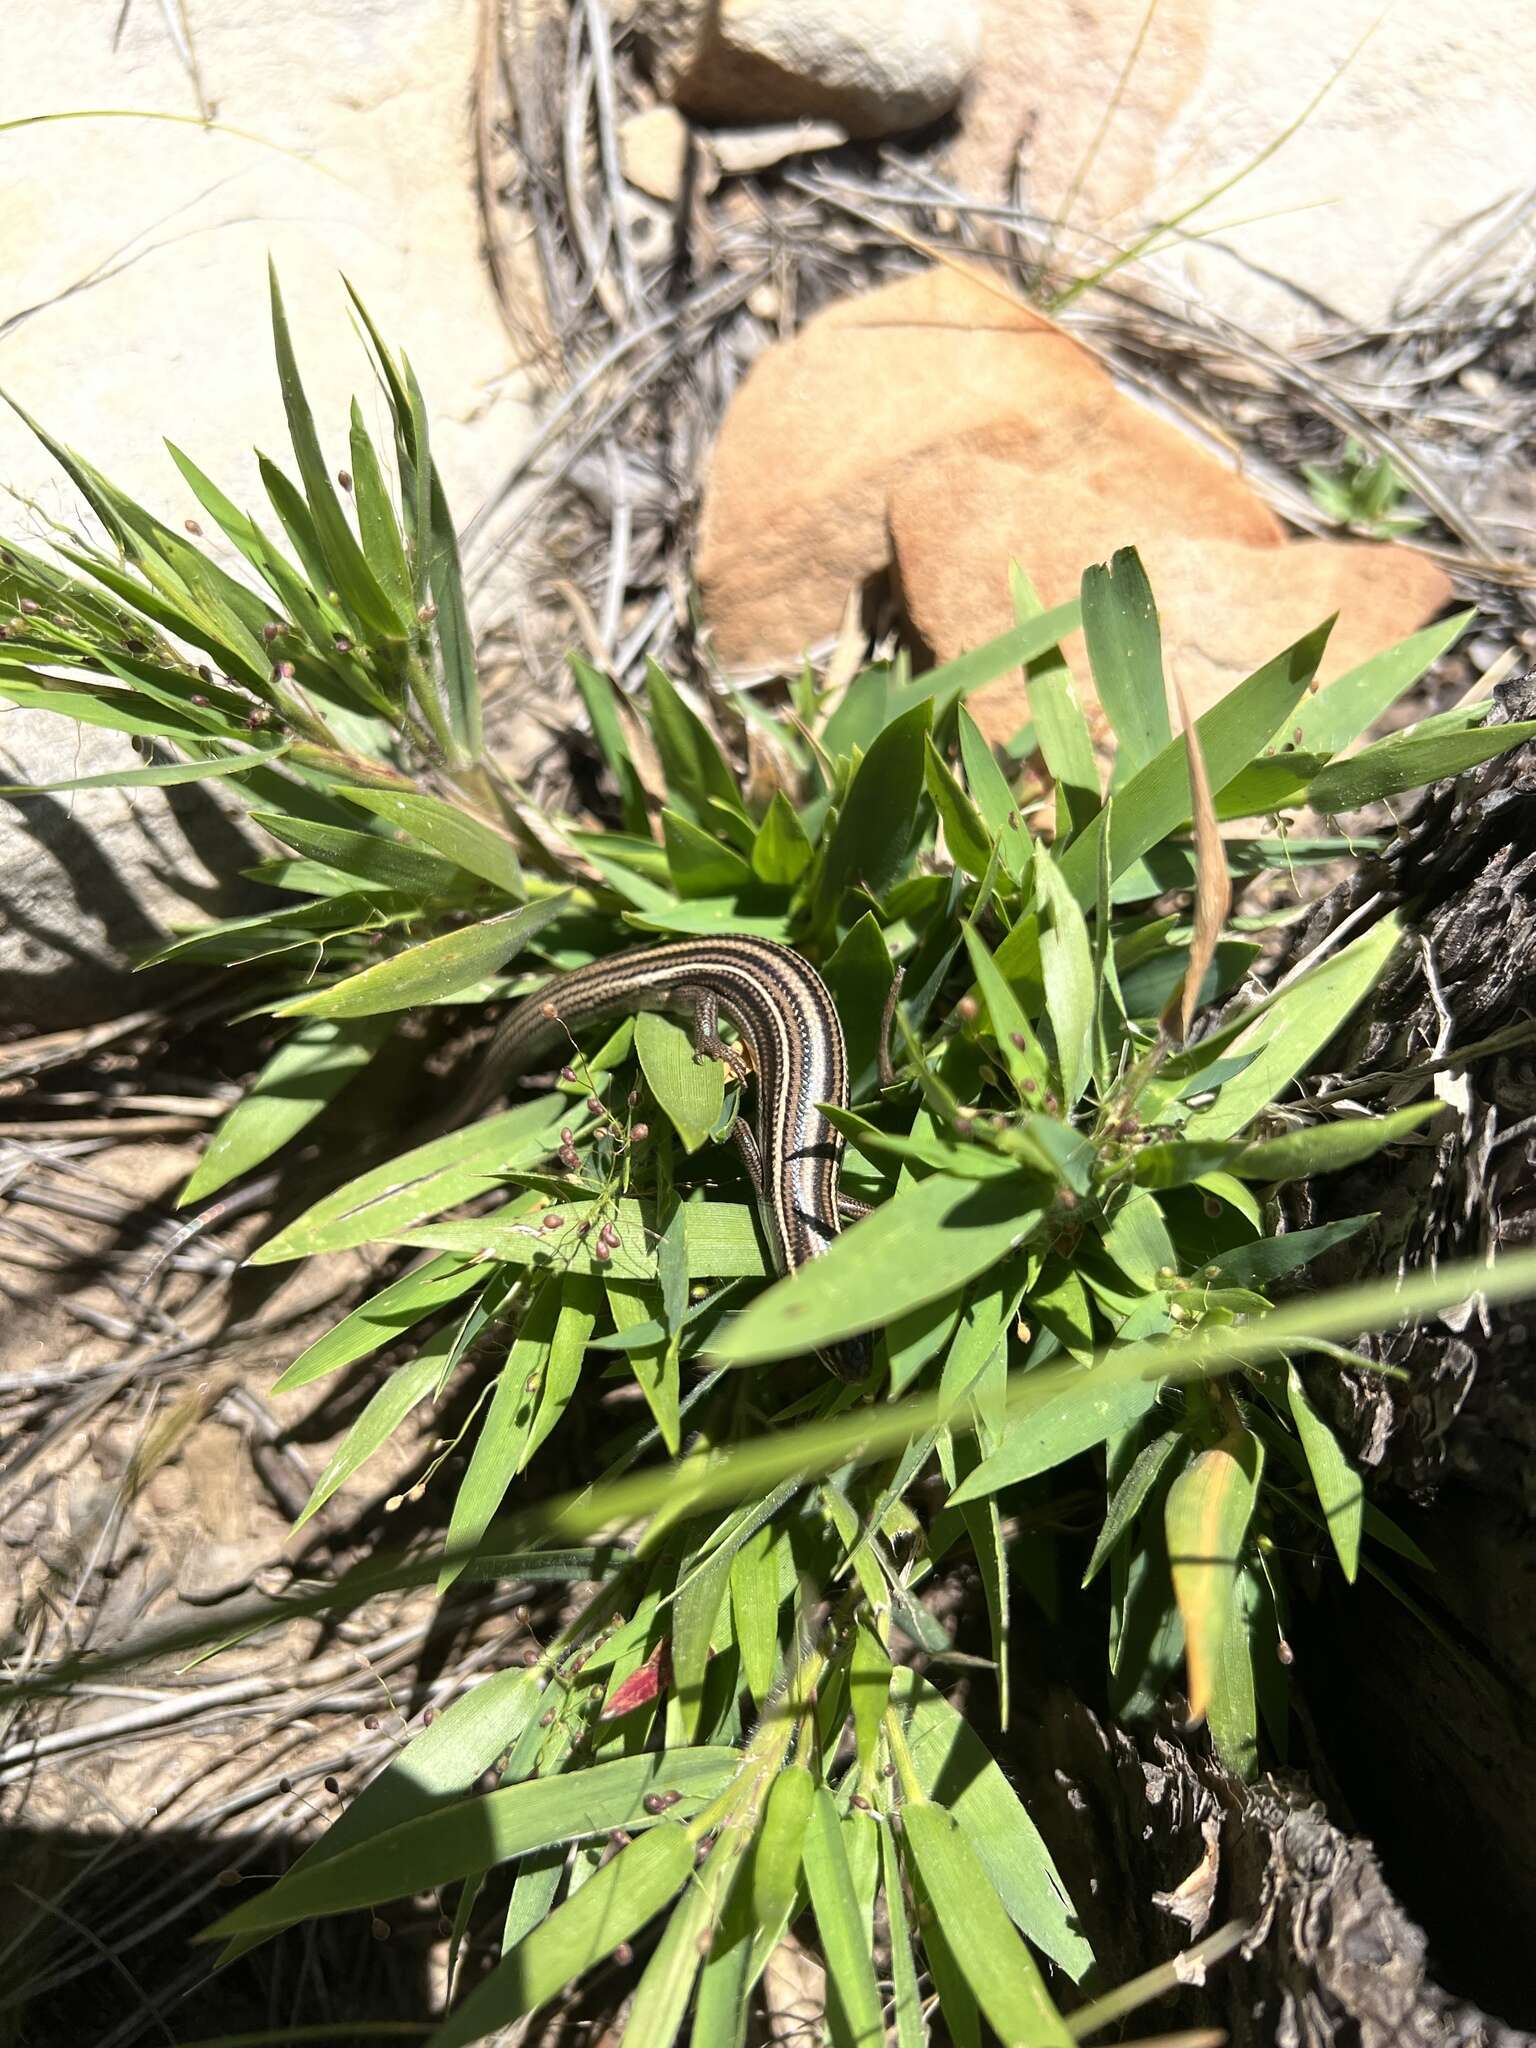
xmin=1008 ymin=1685 xmax=1532 ymax=2047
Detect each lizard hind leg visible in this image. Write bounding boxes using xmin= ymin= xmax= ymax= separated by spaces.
xmin=692 ymin=988 xmax=762 ymax=1196
xmin=692 ymin=988 xmax=754 ymax=1090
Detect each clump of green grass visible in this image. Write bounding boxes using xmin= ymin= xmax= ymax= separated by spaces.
xmin=1303 ymin=435 xmax=1427 ymax=540
xmin=2 ymin=276 xmax=1532 ymax=2047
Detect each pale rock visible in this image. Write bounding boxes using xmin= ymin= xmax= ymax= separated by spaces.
xmin=638 ymin=0 xmax=980 ymax=139
xmin=709 ymin=117 xmax=849 ymax=173
xmin=177 ymin=1540 xmax=259 ymax=1606
xmin=0 ymin=717 xmax=269 ymax=1029
xmin=949 ymin=0 xmax=1212 ymax=248
xmin=887 ymin=453 xmax=1453 ymax=747
xmin=615 ymin=107 xmax=849 ymax=206
xmin=696 ymin=264 xmax=1280 ymax=671
xmin=949 ymin=0 xmax=1536 ymax=347
xmin=619 ymin=104 xmax=697 ymax=202
xmin=0 ymin=0 xmax=536 ymax=1025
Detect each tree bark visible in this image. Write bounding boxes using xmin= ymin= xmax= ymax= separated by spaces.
xmin=1015 ymin=1688 xmax=1533 ymax=2047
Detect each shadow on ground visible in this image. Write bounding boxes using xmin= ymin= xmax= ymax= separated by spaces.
xmin=2 ymin=1815 xmax=445 ymax=2048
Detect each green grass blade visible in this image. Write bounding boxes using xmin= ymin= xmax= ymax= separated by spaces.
xmin=267 ymin=263 xmax=406 ymax=643
xmin=0 ymin=744 xmax=284 ymax=794
xmin=178 ymin=1017 xmax=390 ymax=1205
xmin=1233 ymin=1098 xmax=1441 ymax=1181
xmin=428 ymin=1823 xmax=694 ymax=2048
xmin=209 ymin=1662 xmax=541 ymax=1963
xmin=713 ymin=1172 xmax=1050 ymax=1365
xmin=3 ymin=389 xmax=165 ymax=561
xmin=164 ymin=441 xmax=366 ymax=698
xmin=812 ymin=699 xmax=930 ymax=932
xmin=635 ymin=1011 xmax=727 ymax=1153
xmin=570 ymin=654 xmax=651 ymax=835
xmin=271 ymin=896 xmax=571 ymax=1021
xmin=662 ymin=807 xmax=755 ymax=897
xmin=209 ymin=1752 xmax=734 ymax=1939
xmin=691 ymin=1845 xmax=757 ymax=2048
xmin=1306 ymin=718 xmax=1536 ymax=813
xmin=1015 ymin=561 xmax=1099 ymax=828
xmin=338 ymin=786 xmax=525 ymax=897
xmin=272 ymin=1252 xmax=483 ymax=1392
xmin=36 ymin=544 xmax=258 ymax=690
xmin=257 ymin=453 xmax=352 ymax=625
xmin=520 ymin=1278 xmax=601 ymax=1469
xmin=1183 ymin=916 xmax=1400 ymax=1139
xmin=960 ymin=922 xmax=1053 ymax=1099
xmin=1207 ymin=1562 xmax=1263 ymax=1779
xmin=879 ymin=1820 xmax=926 ymax=2048
xmin=899 ymin=1802 xmax=1072 ymax=2046
xmin=1036 ymin=846 xmax=1095 ymax=1107
xmin=1080 ymin=546 xmax=1170 ymax=783
xmin=290 ymin=1330 xmax=453 ymax=1530
xmin=1082 ymin=1427 xmax=1187 ymax=1587
xmin=643 ymin=659 xmax=745 ymax=823
xmin=730 ymin=1524 xmax=783 ymax=1705
xmin=250 ymin=810 xmax=465 ymax=894
xmin=249 ymin=1096 xmax=570 ymax=1262
xmin=669 ymin=1545 xmax=736 ymax=1743
xmin=1285 ymin=1363 xmax=1363 ymax=1582
xmin=751 ymin=790 xmax=814 ymax=887
xmin=402 ymin=351 xmax=481 ymax=764
xmin=947 ymin=1376 xmax=1159 ymax=1503
xmin=1058 ymin=616 xmax=1334 ymax=904
xmin=1165 ymin=1426 xmax=1265 ymax=1720
xmin=439 ymin=1285 xmax=560 ymax=1592
xmin=823 ymin=912 xmax=899 ymax=1101
xmin=924 ymin=733 xmax=993 ymax=878
xmin=891 ymin=597 xmax=1083 ymax=720
xmin=1298 ymin=609 xmax=1473 ymax=754
xmin=802 ymin=1786 xmax=885 ymax=2048
xmin=502 ymin=1844 xmax=564 ymax=1954
xmin=958 ymin=703 xmax=1033 ymax=884
xmin=622 ymin=1826 xmax=748 ymax=2047
xmin=889 ymin=1670 xmax=1091 ymax=1976
xmin=1204 ymin=1215 xmax=1371 ymax=1287
xmin=348 ymin=398 xmax=414 ymax=611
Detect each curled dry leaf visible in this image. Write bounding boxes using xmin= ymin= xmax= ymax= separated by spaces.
xmin=1170 ymin=675 xmax=1232 ymax=1043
